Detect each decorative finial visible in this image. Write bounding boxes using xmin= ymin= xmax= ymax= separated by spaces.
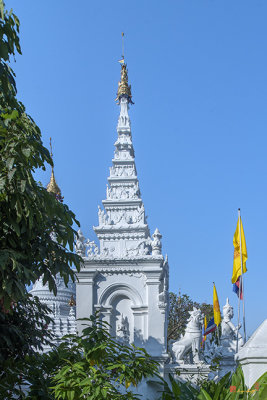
xmin=152 ymin=228 xmax=162 ymax=255
xmin=115 ymin=33 xmax=133 ymax=104
xmin=68 ymin=295 xmax=76 ymax=307
xmin=47 ymin=138 xmax=63 ymax=202
xmin=115 ymin=63 xmax=133 ymax=104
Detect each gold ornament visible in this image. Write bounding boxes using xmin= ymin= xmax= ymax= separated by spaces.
xmin=46 ymin=138 xmax=62 ymax=198
xmin=68 ymin=295 xmax=76 ymax=307
xmin=47 ymin=169 xmax=61 ymax=196
xmin=115 ymin=63 xmax=133 ymax=103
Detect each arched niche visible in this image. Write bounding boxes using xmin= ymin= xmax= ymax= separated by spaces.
xmin=99 ymin=283 xmax=143 ymax=307
xmin=99 ymin=284 xmax=143 ymax=343
xmin=110 ymin=294 xmax=133 ymax=341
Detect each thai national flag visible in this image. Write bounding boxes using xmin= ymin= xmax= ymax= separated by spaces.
xmin=204 ymin=317 xmax=216 ymax=336
xmin=233 ymin=276 xmax=243 ymax=300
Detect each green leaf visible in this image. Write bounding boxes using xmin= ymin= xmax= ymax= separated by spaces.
xmin=22 ymin=148 xmax=31 ymax=158
xmin=6 ymin=157 xmax=15 ymax=170
xmin=8 ymin=167 xmax=16 ymax=181
xmin=69 ymin=390 xmax=75 ymax=400
xmin=9 ymin=109 xmax=19 ymax=120
xmin=2 ymin=110 xmax=19 ymax=120
xmin=199 ymin=388 xmax=213 ymax=400
xmin=0 ymin=176 xmax=6 ymax=190
xmin=20 ymin=179 xmax=26 ymax=192
xmin=11 ymin=220 xmax=20 ymax=235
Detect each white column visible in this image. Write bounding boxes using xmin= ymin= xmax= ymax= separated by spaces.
xmin=76 ymin=270 xmax=96 ymax=334
xmin=146 ymin=271 xmax=164 ymax=356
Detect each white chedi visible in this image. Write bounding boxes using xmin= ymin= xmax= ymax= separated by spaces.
xmin=76 ymin=64 xmax=169 ymax=400
xmin=30 ymin=274 xmax=76 ymax=351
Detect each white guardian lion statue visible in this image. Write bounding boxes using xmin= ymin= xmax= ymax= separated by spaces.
xmin=170 ymin=307 xmax=203 ymax=364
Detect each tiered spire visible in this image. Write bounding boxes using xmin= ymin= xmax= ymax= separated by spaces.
xmin=92 ymin=62 xmax=162 ymax=259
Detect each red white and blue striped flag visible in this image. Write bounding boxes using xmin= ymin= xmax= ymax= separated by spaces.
xmin=233 ymin=276 xmax=243 ymax=299
xmin=204 ymin=317 xmax=216 ymax=336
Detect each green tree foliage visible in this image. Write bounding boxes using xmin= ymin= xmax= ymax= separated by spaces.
xmin=157 ymin=368 xmax=267 ymax=400
xmin=0 ymin=295 xmax=54 ymax=398
xmin=3 ymin=314 xmax=159 ymax=400
xmin=168 ymin=292 xmax=214 ymax=342
xmin=198 ymin=367 xmax=267 ymax=400
xmin=51 ymin=314 xmax=159 ymax=400
xmin=0 ymin=295 xmax=52 ymax=361
xmin=0 ymin=0 xmax=81 ymax=393
xmin=157 ymin=373 xmax=198 ymax=400
xmin=0 ymin=0 xmax=81 ymax=311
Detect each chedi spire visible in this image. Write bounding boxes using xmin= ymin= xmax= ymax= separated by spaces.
xmin=92 ymin=59 xmax=154 ymax=259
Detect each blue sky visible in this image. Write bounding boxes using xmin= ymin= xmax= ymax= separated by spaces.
xmin=6 ymin=0 xmax=267 ymax=336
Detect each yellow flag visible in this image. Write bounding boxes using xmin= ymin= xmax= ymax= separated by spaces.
xmin=203 ymin=315 xmax=207 ymax=341
xmin=213 ymin=283 xmax=221 ymax=326
xmin=232 ymin=216 xmax=247 ymax=284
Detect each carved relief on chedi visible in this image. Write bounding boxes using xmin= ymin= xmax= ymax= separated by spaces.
xmin=106 ymin=183 xmax=140 ymax=200
xmin=97 ymin=204 xmax=145 ymax=227
xmin=110 ymin=165 xmax=135 ymax=177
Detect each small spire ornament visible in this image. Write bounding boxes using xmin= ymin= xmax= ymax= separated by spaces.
xmin=115 ymin=33 xmax=133 ymax=104
xmin=68 ymin=295 xmax=76 ymax=307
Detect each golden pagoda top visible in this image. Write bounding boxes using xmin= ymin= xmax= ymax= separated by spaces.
xmin=47 ymin=168 xmax=61 ymax=197
xmin=46 ymin=138 xmax=63 ymax=201
xmin=115 ymin=61 xmax=133 ymax=104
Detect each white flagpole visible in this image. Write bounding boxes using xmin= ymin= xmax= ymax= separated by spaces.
xmin=236 ymin=209 xmax=242 ymax=353
xmin=239 ymin=208 xmax=247 ymax=344
xmin=236 ymin=268 xmax=241 ymax=353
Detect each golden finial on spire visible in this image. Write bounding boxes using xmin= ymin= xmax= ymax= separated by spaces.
xmin=115 ymin=33 xmax=133 ymax=104
xmin=47 ymin=138 xmax=63 ymax=200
